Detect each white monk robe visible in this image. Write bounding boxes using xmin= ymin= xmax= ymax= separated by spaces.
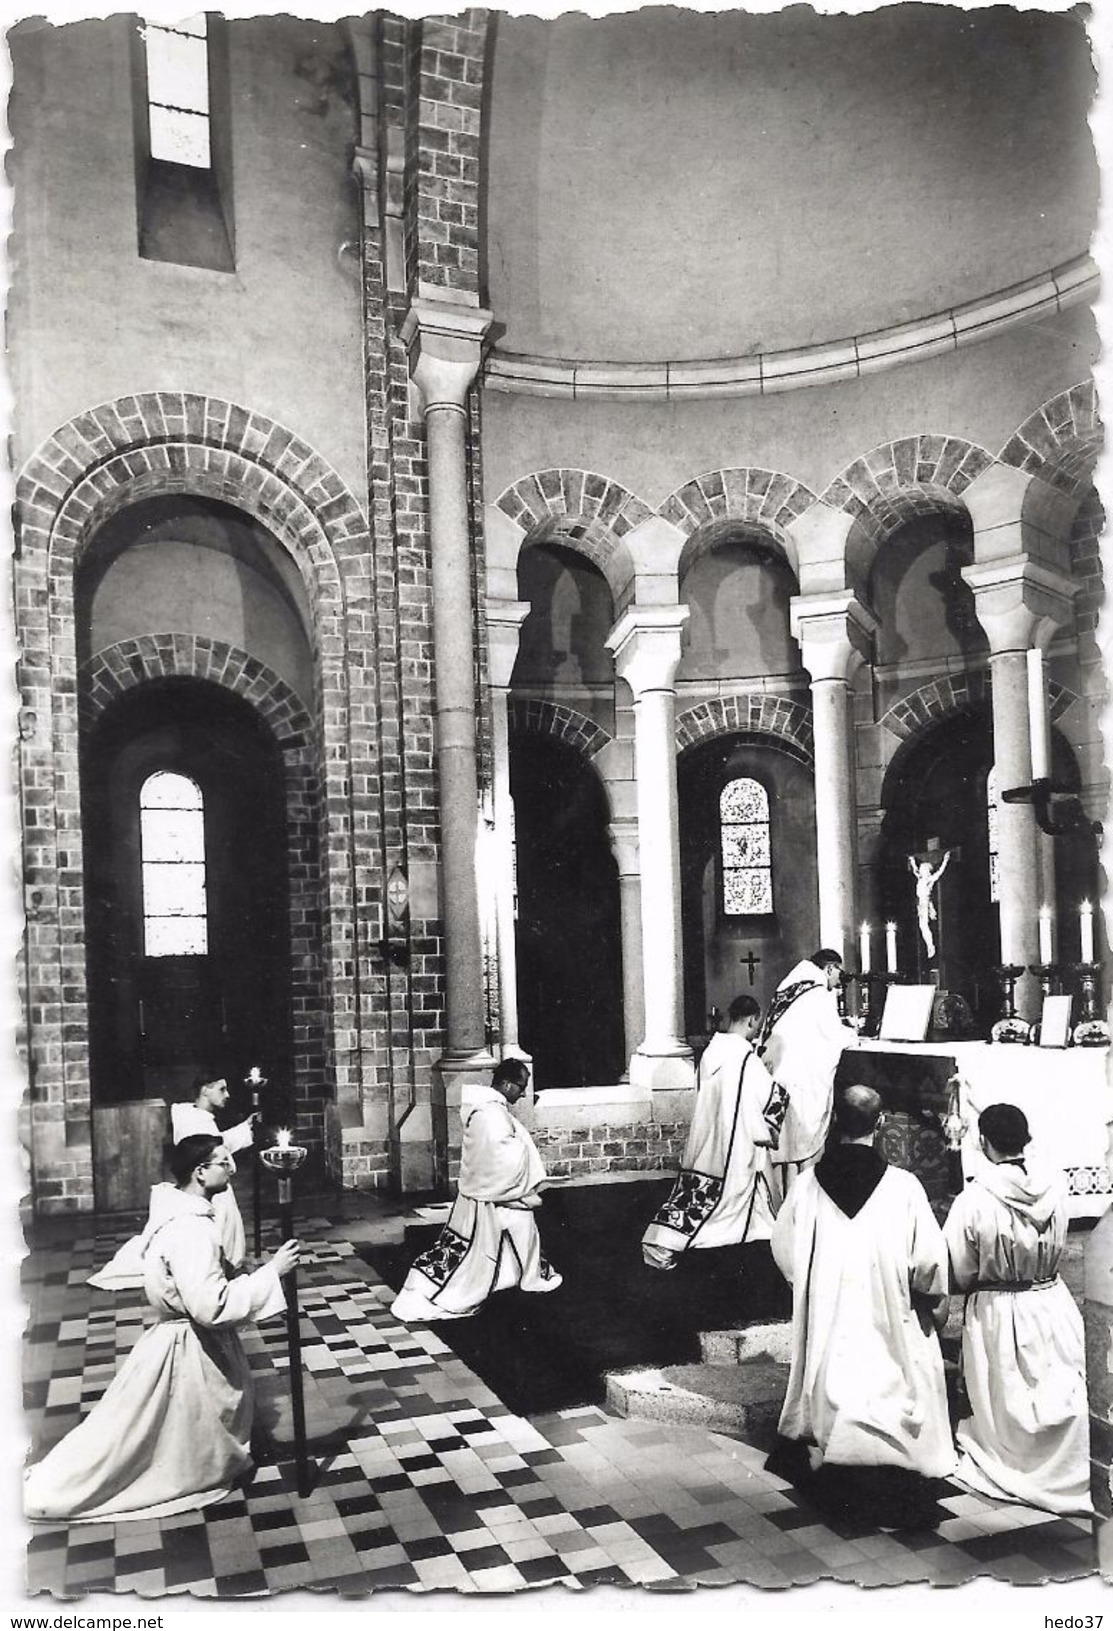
xmin=89 ymin=1103 xmax=253 ymax=1290
xmin=944 ymin=1155 xmax=1091 ymax=1515
xmin=25 ymin=1187 xmax=285 ymax=1523
xmin=772 ymin=1152 xmax=956 ymax=1480
xmin=760 ymin=961 xmax=856 ymax=1170
xmin=641 ymin=1032 xmax=789 ymax=1267
xmin=391 ymin=1081 xmax=562 ymax=1322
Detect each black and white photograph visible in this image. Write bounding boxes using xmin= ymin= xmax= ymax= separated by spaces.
xmin=5 ymin=0 xmax=1113 ymax=1610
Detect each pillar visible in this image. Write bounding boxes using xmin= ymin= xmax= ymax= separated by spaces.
xmin=609 ymin=815 xmax=645 ymax=1073
xmin=605 ymin=607 xmax=695 ymax=1103
xmin=790 ymin=594 xmax=877 ymax=961
xmin=962 ymin=557 xmax=1077 ymax=1019
xmin=401 ymin=297 xmax=495 ymax=1177
xmin=485 ymin=597 xmax=530 ymax=1059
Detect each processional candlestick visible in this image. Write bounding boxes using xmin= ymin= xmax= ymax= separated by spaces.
xmin=245 ymin=1065 xmax=266 ymax=1258
xmin=259 ymin=1130 xmax=314 ymax=1498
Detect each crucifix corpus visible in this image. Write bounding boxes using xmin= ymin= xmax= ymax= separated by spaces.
xmin=908 ymin=843 xmax=957 ymax=960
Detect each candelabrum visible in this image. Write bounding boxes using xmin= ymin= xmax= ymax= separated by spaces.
xmin=991 ymin=965 xmax=1030 ymax=1044
xmin=1071 ymin=962 xmax=1111 ymax=1048
xmin=1025 ymin=963 xmax=1061 ymax=1045
xmin=245 ymin=1065 xmax=266 ymax=1258
xmin=259 ymin=1131 xmax=314 ymax=1498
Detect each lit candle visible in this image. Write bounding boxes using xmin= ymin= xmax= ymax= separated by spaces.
xmin=1038 ymin=906 xmax=1053 ymax=965
xmin=247 ymin=1065 xmax=263 ymax=1086
xmin=859 ymin=921 xmax=871 ymax=975
xmin=885 ymin=922 xmax=897 ymax=973
xmin=276 ymin=1127 xmax=292 ymax=1151
xmin=1081 ymin=900 xmax=1095 ymax=964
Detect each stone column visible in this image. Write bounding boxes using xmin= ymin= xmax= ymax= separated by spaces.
xmin=605 ymin=608 xmax=695 ymax=1103
xmin=485 ymin=597 xmax=530 ymax=1059
xmin=962 ymin=558 xmax=1077 ymax=1019
xmin=608 ymin=815 xmax=645 ymax=1073
xmin=790 ymin=594 xmax=876 ymax=960
xmin=401 ymin=298 xmax=495 ymax=1175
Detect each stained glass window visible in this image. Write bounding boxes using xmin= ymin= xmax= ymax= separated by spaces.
xmin=144 ymin=15 xmax=211 ymax=169
xmin=141 ymin=772 xmax=208 ymax=956
xmin=720 ymin=777 xmax=773 ymax=915
xmin=986 ymin=765 xmax=1000 ymax=904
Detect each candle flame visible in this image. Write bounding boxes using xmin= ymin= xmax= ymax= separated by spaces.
xmin=1082 ymin=900 xmax=1092 ymax=913
xmin=885 ymin=921 xmax=897 ymax=932
xmin=276 ymin=1128 xmax=292 ymax=1149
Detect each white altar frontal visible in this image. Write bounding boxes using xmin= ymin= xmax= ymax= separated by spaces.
xmin=853 ymin=1039 xmax=1113 ymax=1220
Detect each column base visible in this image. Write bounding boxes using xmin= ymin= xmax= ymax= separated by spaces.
xmin=627 ymin=1046 xmax=697 ymax=1115
xmin=435 ymin=1048 xmax=499 ymax=1187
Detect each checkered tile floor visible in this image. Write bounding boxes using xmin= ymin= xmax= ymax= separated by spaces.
xmin=22 ymin=1204 xmax=1096 ymax=1596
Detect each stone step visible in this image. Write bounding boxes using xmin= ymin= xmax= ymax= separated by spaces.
xmin=699 ymin=1321 xmax=793 ymax=1366
xmin=606 ymin=1358 xmax=788 ymax=1437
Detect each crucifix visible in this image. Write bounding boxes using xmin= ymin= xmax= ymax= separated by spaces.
xmin=740 ymin=949 xmax=761 ymax=986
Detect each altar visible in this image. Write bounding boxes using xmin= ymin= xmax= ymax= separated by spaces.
xmin=845 ymin=1039 xmax=1113 ymax=1219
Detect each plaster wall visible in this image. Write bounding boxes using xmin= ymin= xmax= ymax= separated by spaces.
xmin=481 ymin=309 xmax=1099 ymax=511
xmin=8 ymin=15 xmax=366 ymax=496
xmin=486 ymin=6 xmax=1096 ymax=361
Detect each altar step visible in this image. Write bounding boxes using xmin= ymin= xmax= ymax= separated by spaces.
xmin=606 ymin=1320 xmax=791 ymax=1437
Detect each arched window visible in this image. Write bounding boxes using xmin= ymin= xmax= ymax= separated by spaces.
xmin=986 ymin=765 xmax=1001 ymax=905
xmin=140 ymin=771 xmax=208 ymax=955
xmin=720 ymin=777 xmax=773 ymax=915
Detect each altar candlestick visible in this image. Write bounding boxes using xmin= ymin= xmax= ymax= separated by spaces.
xmin=1081 ymin=900 xmax=1095 ymax=964
xmin=1038 ymin=907 xmax=1053 ymax=966
xmin=859 ymin=921 xmax=871 ymax=975
xmin=885 ymin=922 xmax=897 ymax=973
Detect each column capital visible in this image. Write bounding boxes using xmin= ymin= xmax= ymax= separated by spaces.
xmin=961 ymin=556 xmax=1078 ymax=654
xmin=790 ymin=592 xmax=877 ymax=682
xmin=401 ymin=298 xmax=493 ymax=411
xmin=608 ymin=816 xmax=640 ymax=877
xmin=485 ymin=597 xmax=530 ymax=689
xmin=605 ymin=606 xmax=690 ymax=696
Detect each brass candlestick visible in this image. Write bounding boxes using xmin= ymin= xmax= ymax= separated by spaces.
xmin=991 ymin=965 xmax=1030 ymax=1045
xmin=1071 ymin=962 xmax=1111 ymax=1048
xmin=245 ymin=1065 xmax=266 ymax=1258
xmin=259 ymin=1132 xmax=313 ymax=1498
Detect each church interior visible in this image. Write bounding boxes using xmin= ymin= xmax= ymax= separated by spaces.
xmin=9 ymin=1 xmax=1112 ymax=1599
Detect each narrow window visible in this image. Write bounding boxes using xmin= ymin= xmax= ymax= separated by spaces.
xmin=720 ymin=777 xmax=773 ymax=915
xmin=144 ymin=15 xmax=212 ymax=168
xmin=140 ymin=771 xmax=209 ymax=956
xmin=134 ymin=14 xmax=235 ymax=272
xmin=986 ymin=765 xmax=1000 ymax=904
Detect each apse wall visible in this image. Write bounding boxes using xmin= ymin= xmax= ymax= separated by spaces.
xmin=485 ymin=6 xmax=1096 ymax=363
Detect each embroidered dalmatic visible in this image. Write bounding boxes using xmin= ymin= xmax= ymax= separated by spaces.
xmin=641 ymin=1032 xmax=788 ymax=1267
xmin=944 ymin=1155 xmax=1092 ymax=1516
xmin=760 ymin=960 xmax=856 ymax=1167
xmin=391 ymin=1082 xmax=562 ymax=1322
xmin=89 ymin=1102 xmax=253 ymax=1290
xmin=772 ymin=1157 xmax=956 ymax=1479
xmin=25 ymin=1187 xmax=285 ymax=1524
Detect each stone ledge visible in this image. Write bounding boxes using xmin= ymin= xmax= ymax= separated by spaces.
xmin=606 ymin=1359 xmax=788 ymax=1437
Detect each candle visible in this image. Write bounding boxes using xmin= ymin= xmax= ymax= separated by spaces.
xmin=247 ymin=1065 xmax=263 ymax=1086
xmin=1027 ymin=647 xmax=1051 ymax=781
xmin=859 ymin=921 xmax=871 ymax=975
xmin=885 ymin=922 xmax=897 ymax=973
xmin=1081 ymin=900 xmax=1095 ymax=964
xmin=1038 ymin=906 xmax=1053 ymax=965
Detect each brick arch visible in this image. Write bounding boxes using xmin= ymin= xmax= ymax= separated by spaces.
xmin=878 ymin=671 xmax=992 ymax=742
xmin=507 ymin=696 xmax=613 ymax=759
xmin=79 ymin=637 xmax=325 ymax=1122
xmin=15 ymin=394 xmax=373 ymax=1196
xmin=661 ymin=467 xmax=815 ymax=579
xmin=820 ymin=435 xmax=996 ymax=546
xmin=79 ymin=634 xmax=313 ymax=742
xmin=494 ymin=468 xmax=649 ymax=600
xmin=675 ymin=694 xmax=814 ymax=765
xmin=999 ymin=381 xmax=1102 ymax=497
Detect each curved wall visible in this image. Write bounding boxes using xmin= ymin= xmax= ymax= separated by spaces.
xmin=485 ymin=5 xmax=1096 ymax=363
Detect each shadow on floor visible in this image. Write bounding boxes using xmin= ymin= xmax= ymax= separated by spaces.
xmin=358 ymin=1178 xmax=792 ymax=1415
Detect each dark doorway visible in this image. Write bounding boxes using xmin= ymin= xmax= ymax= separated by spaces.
xmin=510 ymin=733 xmax=624 ymax=1089
xmin=82 ymin=678 xmax=292 ymax=1108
